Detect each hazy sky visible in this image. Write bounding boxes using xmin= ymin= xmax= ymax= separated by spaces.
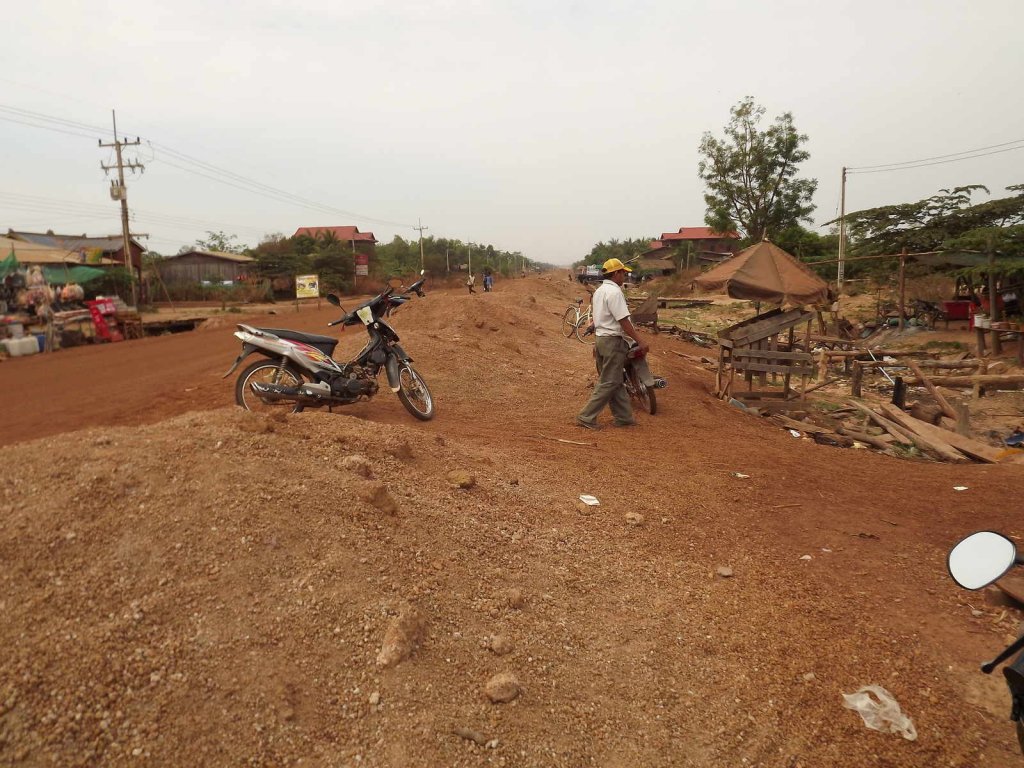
xmin=3 ymin=0 xmax=1022 ymax=265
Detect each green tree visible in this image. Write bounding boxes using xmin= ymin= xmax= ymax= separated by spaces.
xmin=841 ymin=184 xmax=1024 ymax=257
xmin=191 ymin=230 xmax=247 ymax=254
xmin=698 ymin=97 xmax=817 ymax=241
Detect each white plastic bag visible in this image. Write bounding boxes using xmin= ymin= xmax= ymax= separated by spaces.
xmin=841 ymin=685 xmax=917 ymax=741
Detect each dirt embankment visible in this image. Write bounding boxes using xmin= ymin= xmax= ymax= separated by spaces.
xmin=1 ymin=275 xmax=1022 ymax=766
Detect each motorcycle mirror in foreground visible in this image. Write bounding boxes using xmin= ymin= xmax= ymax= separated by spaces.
xmin=326 ymin=294 xmax=341 ymax=307
xmin=388 ymin=278 xmax=404 ymax=289
xmin=948 ymin=531 xmax=1019 ymax=590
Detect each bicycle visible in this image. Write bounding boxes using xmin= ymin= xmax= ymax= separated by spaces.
xmin=574 ymin=307 xmax=595 ymax=344
xmin=562 ymin=299 xmax=590 ymax=339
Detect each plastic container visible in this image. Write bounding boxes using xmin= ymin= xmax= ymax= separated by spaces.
xmin=34 ymin=333 xmax=46 ymax=352
xmin=17 ymin=336 xmax=38 ymax=355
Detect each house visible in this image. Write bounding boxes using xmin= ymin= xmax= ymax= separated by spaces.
xmin=156 ymin=250 xmax=255 ymax=285
xmin=652 ymin=227 xmax=741 ymax=266
xmin=293 ymin=226 xmax=377 ymax=252
xmin=7 ymin=230 xmax=145 ymax=271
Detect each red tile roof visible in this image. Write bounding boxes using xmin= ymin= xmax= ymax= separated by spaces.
xmin=659 ymin=227 xmax=739 ymax=241
xmin=293 ymin=226 xmax=377 ymax=243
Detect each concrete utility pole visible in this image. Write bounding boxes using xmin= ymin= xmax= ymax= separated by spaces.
xmin=837 ymin=166 xmax=847 ymax=288
xmin=414 ymin=218 xmax=429 ymax=269
xmin=100 ymin=110 xmax=144 ymax=307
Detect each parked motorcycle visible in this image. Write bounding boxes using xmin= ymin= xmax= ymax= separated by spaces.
xmin=223 ymin=271 xmax=434 ymax=421
xmin=947 ymin=531 xmax=1024 ymax=754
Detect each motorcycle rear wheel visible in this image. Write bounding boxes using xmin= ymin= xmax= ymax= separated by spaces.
xmin=235 ymin=359 xmax=307 ymax=414
xmin=629 ymin=371 xmax=657 ymax=415
xmin=396 ymin=363 xmax=435 ymax=421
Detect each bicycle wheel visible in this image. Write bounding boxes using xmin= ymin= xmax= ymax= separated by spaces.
xmin=562 ymin=307 xmax=578 ymax=338
xmin=575 ymin=316 xmax=596 ymax=344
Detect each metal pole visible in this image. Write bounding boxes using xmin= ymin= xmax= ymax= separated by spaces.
xmin=987 ymin=239 xmax=1002 ymax=355
xmin=837 ymin=166 xmax=847 ymax=288
xmin=468 ymin=244 xmax=472 ymax=275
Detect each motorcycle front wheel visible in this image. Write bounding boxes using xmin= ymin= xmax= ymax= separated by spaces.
xmin=235 ymin=359 xmax=307 ymax=414
xmin=396 ymin=363 xmax=435 ymax=421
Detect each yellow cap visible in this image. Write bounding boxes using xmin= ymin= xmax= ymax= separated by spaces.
xmin=601 ymin=258 xmax=632 ymax=274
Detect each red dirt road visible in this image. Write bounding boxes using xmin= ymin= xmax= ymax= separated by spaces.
xmin=1 ymin=275 xmax=1022 ymax=766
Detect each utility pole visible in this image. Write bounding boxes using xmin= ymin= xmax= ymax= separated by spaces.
xmin=837 ymin=166 xmax=847 ymax=289
xmin=414 ymin=218 xmax=429 ymax=270
xmin=468 ymin=243 xmax=472 ymax=275
xmin=100 ymin=110 xmax=144 ymax=307
xmin=445 ymin=247 xmax=449 ymax=274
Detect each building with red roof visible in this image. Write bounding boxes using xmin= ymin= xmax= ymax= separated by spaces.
xmin=293 ymin=226 xmax=378 ymax=244
xmin=643 ymin=227 xmax=741 ymax=268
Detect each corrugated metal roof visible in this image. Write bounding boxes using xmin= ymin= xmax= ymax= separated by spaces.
xmin=0 ymin=236 xmax=119 ymax=265
xmin=167 ymin=249 xmax=254 ymax=263
xmin=8 ymin=230 xmax=144 ymax=251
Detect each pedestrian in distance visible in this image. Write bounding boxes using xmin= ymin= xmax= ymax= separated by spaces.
xmin=576 ymin=258 xmax=649 ymax=430
xmin=466 ymin=273 xmax=476 ymax=294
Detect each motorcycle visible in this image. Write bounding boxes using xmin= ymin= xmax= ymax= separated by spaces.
xmin=223 ymin=271 xmax=434 ymax=421
xmin=623 ymin=339 xmax=666 ymax=415
xmin=947 ymin=531 xmax=1024 ymax=754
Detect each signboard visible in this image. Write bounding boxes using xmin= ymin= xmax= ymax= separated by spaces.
xmin=355 ymin=264 xmax=369 ymax=276
xmin=354 ymin=253 xmax=369 ymax=266
xmin=295 ymin=274 xmax=320 ymax=299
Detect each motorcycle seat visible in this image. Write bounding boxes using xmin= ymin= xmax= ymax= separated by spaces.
xmin=258 ymin=328 xmax=339 ymax=355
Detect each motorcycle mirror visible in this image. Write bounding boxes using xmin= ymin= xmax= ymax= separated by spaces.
xmin=948 ymin=531 xmax=1018 ymax=590
xmin=388 ymin=277 xmax=404 ymax=289
xmin=326 ymin=294 xmax=341 ymax=307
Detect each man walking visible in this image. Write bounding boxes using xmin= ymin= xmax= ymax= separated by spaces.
xmin=576 ymin=258 xmax=649 ymax=430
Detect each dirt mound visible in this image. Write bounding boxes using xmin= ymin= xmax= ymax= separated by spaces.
xmin=2 ymin=276 xmax=1022 ymax=766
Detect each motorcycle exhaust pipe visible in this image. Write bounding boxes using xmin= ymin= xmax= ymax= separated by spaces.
xmin=250 ymin=382 xmax=326 ymax=405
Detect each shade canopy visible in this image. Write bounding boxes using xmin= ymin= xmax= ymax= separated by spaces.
xmin=694 ymin=240 xmax=829 ymax=306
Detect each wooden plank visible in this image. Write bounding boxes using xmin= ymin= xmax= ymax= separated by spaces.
xmin=732 ymin=349 xmax=812 ymax=361
xmin=732 ymin=390 xmax=790 ymax=399
xmin=878 ymin=403 xmax=1001 ymax=463
xmin=907 ymin=361 xmax=958 ymax=420
xmin=733 ymin=362 xmax=814 ymax=376
xmin=846 ymin=400 xmax=968 ymax=463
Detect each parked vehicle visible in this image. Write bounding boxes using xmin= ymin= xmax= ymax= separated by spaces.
xmin=224 ymin=272 xmax=434 ymax=420
xmin=947 ymin=531 xmax=1024 ymax=754
xmin=576 ymin=265 xmax=603 ymax=284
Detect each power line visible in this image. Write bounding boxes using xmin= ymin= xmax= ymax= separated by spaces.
xmin=847 ymin=138 xmax=1024 ymax=173
xmin=847 ymin=144 xmax=1024 ymax=175
xmin=0 ymin=101 xmax=417 ymax=230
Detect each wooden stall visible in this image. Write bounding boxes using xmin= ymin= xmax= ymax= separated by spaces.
xmin=716 ymin=307 xmax=815 ymax=401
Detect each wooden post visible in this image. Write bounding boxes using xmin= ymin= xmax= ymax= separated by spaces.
xmin=975 ymin=326 xmax=987 ymax=357
xmin=987 ymin=244 xmax=1001 ymax=355
xmin=898 ymin=248 xmax=907 ymax=332
xmin=850 ymin=361 xmax=864 ymax=398
xmin=892 ymin=377 xmax=906 ymax=410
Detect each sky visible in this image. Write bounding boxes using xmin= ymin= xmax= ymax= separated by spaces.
xmin=2 ymin=0 xmax=1023 ymax=266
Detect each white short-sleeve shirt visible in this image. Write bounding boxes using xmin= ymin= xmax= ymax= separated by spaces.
xmin=591 ymin=279 xmax=630 ymax=337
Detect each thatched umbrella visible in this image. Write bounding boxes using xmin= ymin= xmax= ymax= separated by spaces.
xmin=694 ymin=240 xmax=828 ymax=306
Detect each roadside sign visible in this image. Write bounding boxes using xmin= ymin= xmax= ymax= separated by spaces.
xmin=355 ymin=264 xmax=368 ymax=276
xmin=296 ymin=274 xmax=319 ymax=299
